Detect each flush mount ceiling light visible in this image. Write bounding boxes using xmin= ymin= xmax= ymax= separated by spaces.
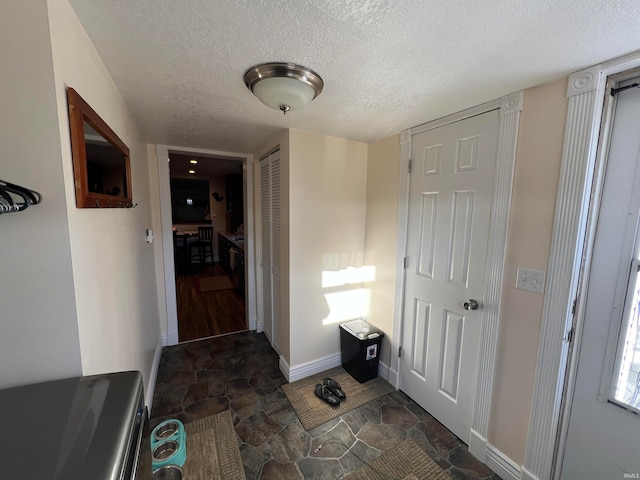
xmin=244 ymin=62 xmax=324 ymax=114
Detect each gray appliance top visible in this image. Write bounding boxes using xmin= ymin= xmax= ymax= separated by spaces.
xmin=0 ymin=371 xmax=143 ymax=480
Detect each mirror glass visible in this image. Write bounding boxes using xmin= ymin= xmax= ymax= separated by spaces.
xmin=84 ymin=121 xmax=128 ymax=198
xmin=67 ymin=87 xmax=132 ymax=208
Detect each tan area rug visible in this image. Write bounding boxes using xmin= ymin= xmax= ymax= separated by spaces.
xmin=282 ymin=366 xmax=394 ymax=430
xmin=182 ymin=410 xmax=245 ymax=480
xmin=344 ymin=439 xmax=450 ymax=480
xmin=197 ymin=275 xmax=234 ymax=293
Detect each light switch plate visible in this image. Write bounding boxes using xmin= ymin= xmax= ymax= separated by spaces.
xmin=516 ymin=267 xmax=546 ymax=294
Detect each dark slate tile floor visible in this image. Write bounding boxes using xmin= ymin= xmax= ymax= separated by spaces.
xmin=150 ymin=331 xmax=501 ymax=480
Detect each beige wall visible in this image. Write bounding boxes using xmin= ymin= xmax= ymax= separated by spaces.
xmin=489 ymin=78 xmax=567 ymax=463
xmin=364 ymin=135 xmax=401 ymax=366
xmin=48 ymin=0 xmax=161 ymax=395
xmin=0 ymin=0 xmax=82 ymax=388
xmin=288 ymin=130 xmax=369 ymax=366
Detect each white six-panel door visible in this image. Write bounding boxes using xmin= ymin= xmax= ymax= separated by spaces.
xmin=400 ymin=109 xmax=500 ymax=441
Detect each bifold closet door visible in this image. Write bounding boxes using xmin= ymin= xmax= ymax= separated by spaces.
xmin=260 ymin=150 xmax=281 ymax=353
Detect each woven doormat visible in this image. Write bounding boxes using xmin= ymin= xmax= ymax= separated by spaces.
xmin=182 ymin=409 xmax=245 ymax=480
xmin=344 ymin=439 xmax=450 ymax=480
xmin=197 ymin=275 xmax=234 ymax=293
xmin=282 ymin=366 xmax=394 ymax=430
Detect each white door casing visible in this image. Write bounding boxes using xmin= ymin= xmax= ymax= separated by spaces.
xmin=154 ymin=144 xmax=255 ymax=346
xmin=394 ymin=93 xmax=523 ymax=471
xmin=560 ymin=78 xmax=640 ymax=478
xmin=400 ymin=109 xmax=500 ymax=441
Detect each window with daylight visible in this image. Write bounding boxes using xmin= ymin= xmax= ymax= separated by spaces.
xmin=612 ymin=258 xmax=640 ymax=412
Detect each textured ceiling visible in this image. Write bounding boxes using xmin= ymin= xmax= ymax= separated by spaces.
xmin=68 ymin=0 xmax=640 ymax=154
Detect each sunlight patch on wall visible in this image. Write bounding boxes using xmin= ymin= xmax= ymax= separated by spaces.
xmin=322 ymin=265 xmax=376 ymax=288
xmin=322 ymin=288 xmax=371 ymax=326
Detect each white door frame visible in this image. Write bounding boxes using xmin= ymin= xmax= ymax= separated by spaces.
xmin=154 ymin=144 xmax=255 ymax=346
xmin=522 ymin=50 xmax=640 ymax=480
xmin=393 ymin=92 xmax=524 ymax=459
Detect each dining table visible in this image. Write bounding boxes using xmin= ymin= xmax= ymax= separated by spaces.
xmin=173 ymin=230 xmax=200 ymax=272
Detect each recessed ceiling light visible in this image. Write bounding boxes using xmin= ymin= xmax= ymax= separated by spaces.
xmin=188 ymin=170 xmax=195 ymax=174
xmin=190 ymin=159 xmax=198 ymax=164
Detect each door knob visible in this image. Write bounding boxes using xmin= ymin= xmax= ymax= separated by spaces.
xmin=463 ymin=299 xmax=479 ymax=311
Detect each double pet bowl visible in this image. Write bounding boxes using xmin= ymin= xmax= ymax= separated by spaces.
xmin=151 ymin=419 xmax=187 ymax=480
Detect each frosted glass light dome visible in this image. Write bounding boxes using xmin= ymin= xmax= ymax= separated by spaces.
xmin=244 ymin=63 xmax=324 ymax=114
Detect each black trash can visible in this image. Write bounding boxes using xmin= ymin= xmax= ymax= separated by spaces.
xmin=340 ymin=319 xmax=384 ymax=383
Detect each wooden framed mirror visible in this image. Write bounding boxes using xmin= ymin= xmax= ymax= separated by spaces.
xmin=66 ymin=87 xmax=132 ymax=208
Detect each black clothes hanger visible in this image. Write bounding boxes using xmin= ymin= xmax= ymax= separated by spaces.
xmin=0 ymin=179 xmax=42 ymax=214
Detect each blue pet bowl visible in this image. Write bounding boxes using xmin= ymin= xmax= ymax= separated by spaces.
xmin=151 ymin=419 xmax=187 ymax=469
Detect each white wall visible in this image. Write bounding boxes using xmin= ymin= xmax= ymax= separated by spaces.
xmin=48 ymin=0 xmax=161 ymax=395
xmin=0 ymin=0 xmax=82 ymax=388
xmin=288 ymin=130 xmax=368 ymax=366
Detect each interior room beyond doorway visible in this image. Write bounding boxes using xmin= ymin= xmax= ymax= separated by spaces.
xmin=169 ymin=152 xmax=247 ymax=342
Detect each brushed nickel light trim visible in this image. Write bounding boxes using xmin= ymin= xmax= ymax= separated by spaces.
xmin=243 ymin=62 xmax=324 ymax=114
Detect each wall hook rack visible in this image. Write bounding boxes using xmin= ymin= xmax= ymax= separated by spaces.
xmin=94 ymin=199 xmax=137 ymax=208
xmin=0 ymin=179 xmax=42 ymax=215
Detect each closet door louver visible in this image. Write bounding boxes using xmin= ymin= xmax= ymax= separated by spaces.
xmin=259 ymin=150 xmax=280 ymax=351
xmin=270 ymin=152 xmax=281 ymax=351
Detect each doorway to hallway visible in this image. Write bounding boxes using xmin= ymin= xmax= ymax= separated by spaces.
xmin=169 ymin=152 xmax=247 ymax=342
xmin=155 ymin=144 xmax=256 ymax=346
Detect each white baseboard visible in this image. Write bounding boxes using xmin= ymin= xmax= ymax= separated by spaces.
xmin=468 ymin=429 xmax=487 ymax=461
xmin=485 ymin=443 xmax=522 ymax=480
xmin=281 ymin=354 xmax=394 ymax=385
xmin=146 ymin=337 xmax=164 ymax=409
xmin=286 ymin=352 xmax=343 ymax=382
xmin=467 ymin=429 xmax=522 ymax=480
xmin=279 ymin=355 xmax=290 ymax=381
xmin=520 ymin=468 xmax=539 ymax=480
xmin=378 ymin=361 xmax=389 ymax=380
xmin=387 ymin=365 xmax=398 ymax=388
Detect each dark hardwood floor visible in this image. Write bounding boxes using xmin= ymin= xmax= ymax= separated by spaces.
xmin=176 ymin=262 xmax=247 ymax=342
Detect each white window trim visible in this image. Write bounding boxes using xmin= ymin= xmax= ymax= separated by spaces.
xmin=522 ymin=50 xmax=640 ymax=480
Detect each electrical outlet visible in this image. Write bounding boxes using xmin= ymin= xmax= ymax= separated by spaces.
xmin=516 ymin=267 xmax=546 ymax=294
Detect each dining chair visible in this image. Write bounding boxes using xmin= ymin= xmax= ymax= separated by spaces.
xmin=190 ymin=226 xmax=214 ymax=265
xmin=173 ymin=230 xmax=189 ymax=274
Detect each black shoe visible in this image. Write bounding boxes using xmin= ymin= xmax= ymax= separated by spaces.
xmin=323 ymin=378 xmax=346 ymax=400
xmin=315 ymin=383 xmax=341 ymax=406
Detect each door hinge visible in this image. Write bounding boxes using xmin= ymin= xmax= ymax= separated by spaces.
xmin=408 ymin=159 xmax=412 ymax=173
xmin=571 ymin=298 xmax=577 ymax=315
xmin=566 ymin=326 xmax=575 ymax=344
xmin=398 ymin=346 xmax=402 ymax=358
xmin=403 ymin=257 xmax=408 ymax=269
